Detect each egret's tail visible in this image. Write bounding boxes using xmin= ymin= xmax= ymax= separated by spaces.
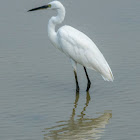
xmin=101 ymin=67 xmax=114 ymax=82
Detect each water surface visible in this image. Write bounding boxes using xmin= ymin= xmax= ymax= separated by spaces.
xmin=0 ymin=0 xmax=140 ymax=140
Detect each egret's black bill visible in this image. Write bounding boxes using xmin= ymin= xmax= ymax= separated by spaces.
xmin=28 ymin=5 xmax=49 ymax=12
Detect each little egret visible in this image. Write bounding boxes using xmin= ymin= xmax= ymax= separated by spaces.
xmin=28 ymin=1 xmax=114 ymax=92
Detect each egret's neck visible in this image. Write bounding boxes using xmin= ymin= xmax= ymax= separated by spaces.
xmin=48 ymin=6 xmax=65 ymax=47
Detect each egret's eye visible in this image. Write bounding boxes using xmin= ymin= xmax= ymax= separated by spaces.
xmin=48 ymin=4 xmax=51 ymax=8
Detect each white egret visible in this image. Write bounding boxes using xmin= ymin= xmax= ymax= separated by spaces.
xmin=28 ymin=1 xmax=114 ymax=92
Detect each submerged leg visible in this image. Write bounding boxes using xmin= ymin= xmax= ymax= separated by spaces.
xmin=74 ymin=70 xmax=80 ymax=92
xmin=80 ymin=91 xmax=91 ymax=119
xmin=83 ymin=67 xmax=91 ymax=91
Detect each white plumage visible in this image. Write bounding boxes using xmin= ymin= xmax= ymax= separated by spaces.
xmin=57 ymin=25 xmax=114 ymax=81
xmin=28 ymin=1 xmax=114 ymax=91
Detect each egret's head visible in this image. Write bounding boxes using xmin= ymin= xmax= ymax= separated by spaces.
xmin=28 ymin=1 xmax=63 ymax=12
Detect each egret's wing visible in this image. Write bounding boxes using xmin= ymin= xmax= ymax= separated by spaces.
xmin=57 ymin=26 xmax=114 ymax=81
xmin=57 ymin=26 xmax=98 ymax=67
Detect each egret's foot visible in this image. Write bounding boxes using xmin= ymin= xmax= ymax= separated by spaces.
xmin=86 ymin=81 xmax=91 ymax=92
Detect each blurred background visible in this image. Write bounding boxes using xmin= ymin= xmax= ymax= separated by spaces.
xmin=0 ymin=0 xmax=140 ymax=139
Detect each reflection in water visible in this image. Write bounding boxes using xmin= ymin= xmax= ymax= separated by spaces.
xmin=44 ymin=92 xmax=112 ymax=140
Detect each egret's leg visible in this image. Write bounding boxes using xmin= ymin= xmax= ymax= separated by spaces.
xmin=83 ymin=67 xmax=91 ymax=91
xmin=74 ymin=70 xmax=80 ymax=92
xmin=70 ymin=59 xmax=80 ymax=92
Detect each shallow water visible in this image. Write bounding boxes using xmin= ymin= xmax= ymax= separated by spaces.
xmin=0 ymin=0 xmax=140 ymax=140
